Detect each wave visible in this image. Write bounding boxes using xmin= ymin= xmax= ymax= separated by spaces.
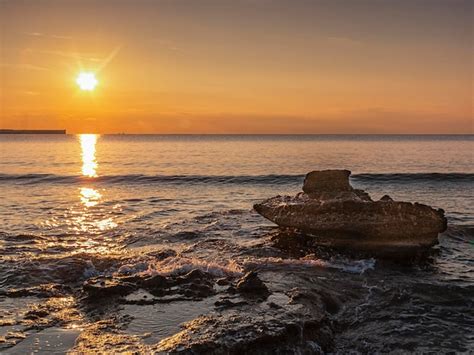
xmin=0 ymin=172 xmax=472 ymax=185
xmin=116 ymin=256 xmax=244 ymax=278
xmin=0 ymin=173 xmax=302 ymax=185
xmin=353 ymin=173 xmax=474 ymax=183
xmin=242 ymin=256 xmax=376 ymax=274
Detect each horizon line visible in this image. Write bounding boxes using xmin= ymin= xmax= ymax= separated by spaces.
xmin=1 ymin=129 xmax=473 ymax=136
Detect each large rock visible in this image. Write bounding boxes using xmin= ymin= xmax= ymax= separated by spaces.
xmin=303 ymin=169 xmax=352 ymax=193
xmin=254 ymin=170 xmax=447 ymax=258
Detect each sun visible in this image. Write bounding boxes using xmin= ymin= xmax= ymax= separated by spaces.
xmin=76 ymin=72 xmax=98 ymax=91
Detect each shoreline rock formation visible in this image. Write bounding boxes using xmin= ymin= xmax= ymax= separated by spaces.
xmin=254 ymin=170 xmax=447 ymax=258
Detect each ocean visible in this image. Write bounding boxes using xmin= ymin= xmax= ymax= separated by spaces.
xmin=0 ymin=134 xmax=473 ymax=353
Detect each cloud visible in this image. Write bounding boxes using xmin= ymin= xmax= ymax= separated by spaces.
xmin=0 ymin=63 xmax=50 ymax=71
xmin=97 ymin=46 xmax=122 ymax=71
xmin=23 ymin=32 xmax=73 ymax=40
xmin=33 ymin=49 xmax=103 ymax=62
xmin=17 ymin=32 xmax=122 ymax=68
xmin=20 ymin=47 xmax=122 ymax=66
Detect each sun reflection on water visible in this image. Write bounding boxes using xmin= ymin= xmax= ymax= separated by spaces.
xmin=39 ymin=134 xmax=121 ymax=255
xmin=76 ymin=134 xmax=119 ymax=237
xmin=80 ymin=187 xmax=102 ymax=207
xmin=80 ymin=134 xmax=98 ymax=177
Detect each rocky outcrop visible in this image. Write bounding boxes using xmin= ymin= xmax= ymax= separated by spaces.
xmin=236 ymin=271 xmax=270 ymax=297
xmin=254 ymin=170 xmax=447 ymax=258
xmin=82 ymin=268 xmax=217 ymax=301
xmin=303 ymin=169 xmax=352 ymax=194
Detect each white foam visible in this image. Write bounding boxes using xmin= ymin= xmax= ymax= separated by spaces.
xmin=114 ymin=252 xmax=374 ymax=281
xmin=117 ymin=261 xmax=149 ymax=275
xmin=117 ymin=256 xmax=243 ymax=278
xmin=243 ymin=255 xmax=375 ymax=274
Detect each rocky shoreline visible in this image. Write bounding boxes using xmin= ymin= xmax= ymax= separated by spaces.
xmin=2 ymin=171 xmax=471 ymax=354
xmin=2 ymin=223 xmax=471 ymax=353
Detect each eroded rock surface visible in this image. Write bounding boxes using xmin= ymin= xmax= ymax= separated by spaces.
xmin=153 ymin=312 xmax=332 ymax=354
xmin=236 ymin=271 xmax=270 ymax=297
xmin=254 ymin=169 xmax=447 ymax=258
xmin=82 ymin=268 xmax=217 ymax=302
xmin=303 ymin=169 xmax=352 ymax=194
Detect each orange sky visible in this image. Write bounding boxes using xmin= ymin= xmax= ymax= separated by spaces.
xmin=0 ymin=0 xmax=472 ymax=133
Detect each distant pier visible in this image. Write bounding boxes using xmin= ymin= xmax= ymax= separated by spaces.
xmin=0 ymin=129 xmax=66 ymax=134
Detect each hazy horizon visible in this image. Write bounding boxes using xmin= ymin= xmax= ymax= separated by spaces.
xmin=1 ymin=131 xmax=473 ymax=136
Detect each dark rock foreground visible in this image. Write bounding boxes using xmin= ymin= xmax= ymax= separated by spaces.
xmin=254 ymin=170 xmax=447 ymax=258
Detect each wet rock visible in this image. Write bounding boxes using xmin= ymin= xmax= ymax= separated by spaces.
xmin=267 ymin=302 xmax=282 ymax=309
xmin=236 ymin=271 xmax=270 ymax=296
xmin=145 ymin=249 xmax=177 ymax=260
xmin=173 ymin=269 xmax=212 ymax=286
xmin=181 ymin=269 xmax=209 ymax=282
xmin=72 ymin=318 xmax=147 ymax=353
xmin=183 ymin=289 xmax=195 ymax=297
xmin=153 ymin=309 xmax=333 ymax=354
xmin=319 ymin=291 xmax=340 ymax=314
xmin=214 ymin=298 xmax=248 ymax=308
xmin=174 ymin=269 xmax=215 ymax=297
xmin=117 ymin=274 xmax=143 ymax=284
xmin=216 ymin=277 xmax=229 ymax=286
xmin=254 ymin=169 xmax=447 ymax=258
xmin=122 ymin=290 xmax=159 ymax=305
xmin=6 ymin=284 xmax=72 ymax=298
xmin=136 ymin=269 xmax=218 ymax=300
xmin=226 ymin=285 xmax=237 ymax=294
xmin=83 ymin=277 xmax=135 ymax=297
xmin=183 ymin=283 xmax=215 ymax=299
xmin=287 ymin=288 xmax=309 ymax=304
xmin=140 ymin=274 xmax=168 ymax=289
xmin=23 ymin=309 xmax=49 ymax=320
xmin=0 ymin=331 xmax=26 ymax=349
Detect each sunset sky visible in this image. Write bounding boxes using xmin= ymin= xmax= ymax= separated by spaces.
xmin=0 ymin=0 xmax=472 ymax=134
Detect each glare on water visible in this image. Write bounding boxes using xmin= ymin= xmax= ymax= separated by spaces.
xmin=65 ymin=134 xmax=117 ymax=238
xmin=80 ymin=187 xmax=102 ymax=207
xmin=80 ymin=134 xmax=98 ymax=178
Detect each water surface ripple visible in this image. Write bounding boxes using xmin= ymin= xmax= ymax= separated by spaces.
xmin=0 ymin=134 xmax=472 ymax=353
